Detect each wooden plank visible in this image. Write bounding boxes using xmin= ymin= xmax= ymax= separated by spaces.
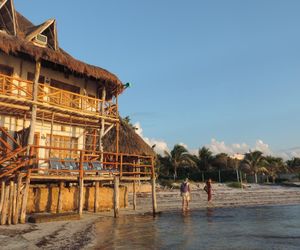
xmin=120 ymin=177 xmax=151 ymax=181
xmin=13 ymin=174 xmax=22 ymax=224
xmin=20 ymin=175 xmax=30 ymax=224
xmin=57 ymin=182 xmax=64 ymax=213
xmin=114 ymin=176 xmax=119 ymax=218
xmin=94 ymin=181 xmax=99 ymax=213
xmin=28 ymin=212 xmax=80 ymax=223
xmin=1 ymin=185 xmax=9 ymax=225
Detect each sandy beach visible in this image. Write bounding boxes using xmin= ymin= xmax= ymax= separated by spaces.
xmin=0 ymin=183 xmax=300 ymax=250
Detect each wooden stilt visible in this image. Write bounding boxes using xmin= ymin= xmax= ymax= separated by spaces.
xmin=94 ymin=181 xmax=99 ymax=213
xmin=57 ymin=182 xmax=64 ymax=213
xmin=114 ymin=176 xmax=119 ymax=218
xmin=1 ymin=185 xmax=9 ymax=225
xmin=12 ymin=182 xmax=17 ymax=224
xmin=0 ymin=181 xmax=5 ymax=213
xmin=151 ymin=176 xmax=157 ymax=216
xmin=7 ymin=181 xmax=14 ymax=225
xmin=13 ymin=174 xmax=22 ymax=224
xmin=133 ymin=181 xmax=137 ymax=210
xmin=20 ymin=174 xmax=31 ymax=224
xmin=78 ymin=178 xmax=84 ymax=216
xmin=78 ymin=151 xmax=84 ymax=216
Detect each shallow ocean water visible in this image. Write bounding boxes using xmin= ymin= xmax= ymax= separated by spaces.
xmin=94 ymin=205 xmax=300 ymax=250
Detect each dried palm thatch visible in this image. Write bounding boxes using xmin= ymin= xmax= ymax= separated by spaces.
xmin=0 ymin=11 xmax=123 ymax=97
xmin=103 ymin=119 xmax=155 ymax=157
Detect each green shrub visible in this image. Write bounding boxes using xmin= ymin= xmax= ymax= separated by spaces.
xmin=158 ymin=179 xmax=174 ymax=188
xmin=275 ymin=178 xmax=289 ymax=183
xmin=227 ymin=182 xmax=242 ymax=188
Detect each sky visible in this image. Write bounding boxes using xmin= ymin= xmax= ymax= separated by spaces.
xmin=14 ymin=0 xmax=300 ymax=159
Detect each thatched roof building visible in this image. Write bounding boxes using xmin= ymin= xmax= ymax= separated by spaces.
xmin=104 ymin=119 xmax=155 ymax=157
xmin=0 ymin=0 xmax=123 ymax=97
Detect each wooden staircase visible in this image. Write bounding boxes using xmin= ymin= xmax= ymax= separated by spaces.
xmin=0 ymin=127 xmax=30 ymax=180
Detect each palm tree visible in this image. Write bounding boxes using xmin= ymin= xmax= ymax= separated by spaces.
xmin=265 ymin=156 xmax=289 ymax=183
xmin=164 ymin=144 xmax=195 ymax=180
xmin=195 ymin=147 xmax=213 ymax=181
xmin=243 ymin=151 xmax=267 ymax=183
xmin=198 ymin=147 xmax=213 ymax=170
xmin=212 ymin=153 xmax=228 ymax=183
xmin=228 ymin=157 xmax=241 ymax=183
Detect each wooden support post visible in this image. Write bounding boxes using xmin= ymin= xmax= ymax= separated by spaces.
xmin=151 ymin=157 xmax=157 ymax=216
xmin=20 ymin=174 xmax=31 ymax=224
xmin=94 ymin=181 xmax=99 ymax=213
xmin=13 ymin=174 xmax=22 ymax=224
xmin=151 ymin=176 xmax=157 ymax=216
xmin=78 ymin=151 xmax=84 ymax=216
xmin=114 ymin=176 xmax=119 ymax=218
xmin=133 ymin=181 xmax=137 ymax=210
xmin=57 ymin=182 xmax=64 ymax=213
xmin=12 ymin=183 xmax=17 ymax=223
xmin=78 ymin=178 xmax=84 ymax=216
xmin=0 ymin=181 xmax=5 ymax=213
xmin=27 ymin=60 xmax=41 ymax=150
xmin=99 ymin=88 xmax=106 ymax=164
xmin=7 ymin=181 xmax=14 ymax=225
xmin=49 ymin=112 xmax=54 ymax=156
xmin=1 ymin=185 xmax=9 ymax=225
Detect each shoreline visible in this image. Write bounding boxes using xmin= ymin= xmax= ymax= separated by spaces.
xmin=0 ymin=184 xmax=299 ymax=250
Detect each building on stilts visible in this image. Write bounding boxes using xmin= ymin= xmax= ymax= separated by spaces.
xmin=0 ymin=0 xmax=156 ymax=225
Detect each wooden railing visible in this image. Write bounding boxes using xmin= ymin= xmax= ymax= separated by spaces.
xmin=29 ymin=145 xmax=154 ymax=178
xmin=0 ymin=74 xmax=118 ymax=118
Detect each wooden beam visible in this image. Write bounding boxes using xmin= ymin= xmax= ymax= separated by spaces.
xmin=94 ymin=181 xmax=99 ymax=213
xmin=0 ymin=101 xmax=29 ymax=111
xmin=57 ymin=182 xmax=64 ymax=213
xmin=114 ymin=176 xmax=119 ymax=218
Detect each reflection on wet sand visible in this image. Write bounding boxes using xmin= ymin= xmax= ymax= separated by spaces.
xmin=94 ymin=215 xmax=161 ymax=249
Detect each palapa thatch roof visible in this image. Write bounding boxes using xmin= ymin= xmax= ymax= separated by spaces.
xmin=103 ymin=120 xmax=155 ymax=157
xmin=0 ymin=5 xmax=123 ymax=97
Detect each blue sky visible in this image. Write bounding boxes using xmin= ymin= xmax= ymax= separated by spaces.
xmin=14 ymin=0 xmax=300 ymax=158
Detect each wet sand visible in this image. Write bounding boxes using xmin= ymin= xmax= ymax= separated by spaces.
xmin=0 ymin=184 xmax=300 ymax=250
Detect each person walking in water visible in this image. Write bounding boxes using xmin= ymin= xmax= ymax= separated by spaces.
xmin=180 ymin=178 xmax=191 ymax=211
xmin=204 ymin=179 xmax=212 ymax=204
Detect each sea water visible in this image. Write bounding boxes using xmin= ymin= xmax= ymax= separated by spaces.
xmin=94 ymin=205 xmax=300 ymax=250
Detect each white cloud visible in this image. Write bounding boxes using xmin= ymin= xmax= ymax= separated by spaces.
xmin=205 ymin=138 xmax=273 ymax=156
xmin=134 ymin=122 xmax=169 ymax=155
xmin=133 ymin=123 xmax=300 ymax=160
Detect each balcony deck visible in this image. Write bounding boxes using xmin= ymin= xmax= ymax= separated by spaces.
xmin=0 ymin=74 xmax=118 ymax=123
xmin=26 ymin=145 xmax=154 ymax=182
